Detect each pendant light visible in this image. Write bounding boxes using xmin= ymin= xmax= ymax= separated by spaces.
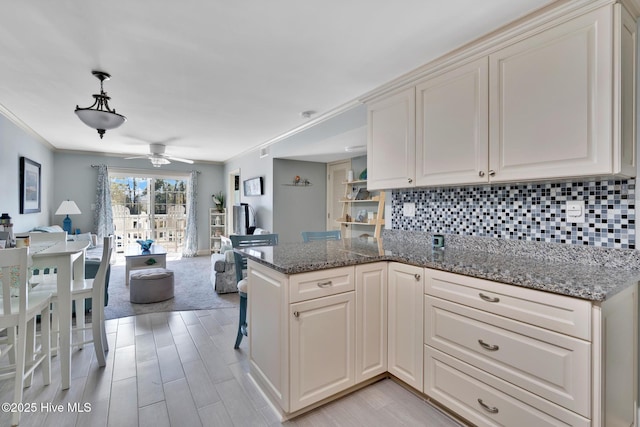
xmin=75 ymin=70 xmax=127 ymax=139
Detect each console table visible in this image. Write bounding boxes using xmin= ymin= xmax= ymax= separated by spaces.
xmin=124 ymin=245 xmax=167 ymax=286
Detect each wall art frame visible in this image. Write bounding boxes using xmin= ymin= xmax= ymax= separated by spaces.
xmin=243 ymin=176 xmax=264 ymax=196
xmin=20 ymin=156 xmax=41 ymax=214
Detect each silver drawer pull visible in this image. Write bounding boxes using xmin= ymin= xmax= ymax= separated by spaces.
xmin=478 ymin=340 xmax=499 ymax=351
xmin=479 ymin=293 xmax=500 ymax=303
xmin=293 ymin=311 xmax=300 ymax=318
xmin=317 ymin=281 xmax=332 ymax=288
xmin=477 ymin=398 xmax=499 ymax=414
xmin=414 ymin=274 xmax=421 ymax=281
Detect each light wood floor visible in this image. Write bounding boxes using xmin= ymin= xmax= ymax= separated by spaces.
xmin=0 ymin=307 xmax=465 ymax=427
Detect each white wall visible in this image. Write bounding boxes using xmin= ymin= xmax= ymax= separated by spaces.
xmin=273 ymin=159 xmax=327 ymax=243
xmin=224 ymin=150 xmax=274 ymax=232
xmin=53 ymin=152 xmax=224 ymax=254
xmin=0 ymin=114 xmax=55 ymax=233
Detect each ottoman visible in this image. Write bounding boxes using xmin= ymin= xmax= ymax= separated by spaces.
xmin=130 ymin=268 xmax=175 ymax=303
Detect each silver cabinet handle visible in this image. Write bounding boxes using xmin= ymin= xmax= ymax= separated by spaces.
xmin=414 ymin=274 xmax=421 ymax=281
xmin=478 ymin=171 xmax=485 ymax=177
xmin=479 ymin=293 xmax=500 ymax=303
xmin=317 ymin=281 xmax=332 ymax=288
xmin=478 ymin=339 xmax=499 ymax=351
xmin=408 ymin=178 xmax=413 ymax=183
xmin=488 ymin=170 xmax=496 ymax=177
xmin=477 ymin=398 xmax=499 ymax=414
xmin=293 ymin=311 xmax=300 ymax=318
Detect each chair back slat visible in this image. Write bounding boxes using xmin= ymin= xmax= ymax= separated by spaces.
xmin=92 ymin=236 xmax=114 ymax=316
xmin=301 ymin=230 xmax=341 ymax=242
xmin=0 ymin=248 xmax=29 ymax=315
xmin=230 ymin=234 xmax=278 ymax=284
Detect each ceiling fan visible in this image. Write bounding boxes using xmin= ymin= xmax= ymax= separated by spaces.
xmin=124 ymin=143 xmax=194 ymax=167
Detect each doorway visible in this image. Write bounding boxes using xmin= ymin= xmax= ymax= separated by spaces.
xmin=110 ymin=171 xmax=189 ymax=256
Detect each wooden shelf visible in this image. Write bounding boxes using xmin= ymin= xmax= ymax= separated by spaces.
xmin=337 ymin=180 xmax=384 ymax=238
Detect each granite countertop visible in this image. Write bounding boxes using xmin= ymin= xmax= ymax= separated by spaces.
xmin=237 ymin=237 xmax=640 ymax=302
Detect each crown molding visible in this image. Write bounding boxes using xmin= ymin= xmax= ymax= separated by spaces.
xmin=0 ymin=102 xmax=55 ymax=150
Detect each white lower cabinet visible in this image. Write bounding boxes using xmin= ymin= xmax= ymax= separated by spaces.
xmin=355 ymin=262 xmax=387 ymax=383
xmin=249 ymin=260 xmax=637 ymax=425
xmin=248 ymin=261 xmax=363 ymax=415
xmin=424 ymin=269 xmax=638 ymax=427
xmin=387 ymin=262 xmax=424 ymax=391
xmin=290 ymin=292 xmax=355 ymax=412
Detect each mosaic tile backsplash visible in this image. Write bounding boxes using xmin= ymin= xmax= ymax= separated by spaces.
xmin=391 ymin=179 xmax=636 ymax=249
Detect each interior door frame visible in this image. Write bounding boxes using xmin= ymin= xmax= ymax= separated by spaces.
xmin=228 ymin=168 xmax=240 ymax=235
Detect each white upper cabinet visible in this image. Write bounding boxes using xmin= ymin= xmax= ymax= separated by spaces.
xmin=366 ymin=88 xmax=416 ymax=190
xmin=488 ymin=5 xmax=634 ymax=182
xmin=366 ymin=2 xmax=637 ymax=189
xmin=416 ymin=57 xmax=489 ymax=186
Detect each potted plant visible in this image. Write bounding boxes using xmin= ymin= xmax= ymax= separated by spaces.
xmin=212 ymin=191 xmax=225 ymax=212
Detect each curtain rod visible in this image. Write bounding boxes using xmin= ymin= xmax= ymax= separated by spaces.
xmin=91 ymin=164 xmax=201 ymax=173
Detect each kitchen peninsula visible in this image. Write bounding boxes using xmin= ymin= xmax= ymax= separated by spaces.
xmin=238 ymin=233 xmax=639 ymax=426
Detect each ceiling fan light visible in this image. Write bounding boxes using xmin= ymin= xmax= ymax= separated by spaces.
xmin=74 ymin=70 xmax=126 ymax=139
xmin=150 ymin=157 xmax=170 ymax=167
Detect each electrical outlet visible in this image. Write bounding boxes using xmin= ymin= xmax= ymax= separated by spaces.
xmin=403 ymin=202 xmax=415 ymax=217
xmin=565 ymin=200 xmax=585 ymax=223
xmin=91 ymin=203 xmax=96 ymax=211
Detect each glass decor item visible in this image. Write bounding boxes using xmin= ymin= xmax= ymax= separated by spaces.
xmin=136 ymin=239 xmax=154 ymax=252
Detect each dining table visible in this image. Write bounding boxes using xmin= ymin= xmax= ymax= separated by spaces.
xmin=30 ymin=240 xmax=89 ymax=390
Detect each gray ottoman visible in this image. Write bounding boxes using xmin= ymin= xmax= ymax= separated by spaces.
xmin=130 ymin=268 xmax=175 ymax=303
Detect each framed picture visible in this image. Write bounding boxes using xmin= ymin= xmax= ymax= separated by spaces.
xmin=243 ymin=176 xmax=263 ymax=196
xmin=20 ymin=157 xmax=41 ymax=214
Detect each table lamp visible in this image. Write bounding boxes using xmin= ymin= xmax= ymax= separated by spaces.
xmin=55 ymin=200 xmax=81 ymax=234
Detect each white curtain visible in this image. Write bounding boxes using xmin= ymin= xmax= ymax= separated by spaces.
xmin=182 ymin=170 xmax=198 ymax=257
xmin=94 ymin=164 xmax=114 ymax=240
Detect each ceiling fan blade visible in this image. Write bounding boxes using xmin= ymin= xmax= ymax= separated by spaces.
xmin=166 ymin=156 xmax=194 ymax=164
xmin=124 ymin=156 xmax=149 ymax=160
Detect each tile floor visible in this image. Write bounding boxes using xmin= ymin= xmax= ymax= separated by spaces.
xmin=0 ymin=307 xmax=465 ymax=426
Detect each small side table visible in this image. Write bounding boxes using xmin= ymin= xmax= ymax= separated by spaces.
xmin=124 ymin=245 xmax=167 ymax=286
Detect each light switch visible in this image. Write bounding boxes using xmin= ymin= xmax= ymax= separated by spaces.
xmin=403 ymin=202 xmax=415 ymax=217
xmin=565 ymin=200 xmax=585 ymax=223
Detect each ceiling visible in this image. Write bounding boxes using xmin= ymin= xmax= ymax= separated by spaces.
xmin=0 ymin=0 xmax=554 ymax=164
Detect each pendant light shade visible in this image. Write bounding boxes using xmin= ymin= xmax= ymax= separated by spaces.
xmin=75 ymin=70 xmax=126 ymax=139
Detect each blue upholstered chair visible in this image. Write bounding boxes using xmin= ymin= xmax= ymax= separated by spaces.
xmin=301 ymin=230 xmax=341 ymax=242
xmin=230 ymin=234 xmax=279 ymax=349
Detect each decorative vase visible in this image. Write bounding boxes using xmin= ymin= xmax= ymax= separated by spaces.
xmin=136 ymin=239 xmax=154 ymax=252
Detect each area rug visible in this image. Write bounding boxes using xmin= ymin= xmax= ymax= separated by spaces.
xmin=104 ymin=255 xmax=238 ymax=320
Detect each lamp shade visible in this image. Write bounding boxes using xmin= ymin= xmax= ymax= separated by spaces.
xmin=75 ymin=109 xmax=126 ymax=130
xmin=55 ymin=200 xmax=81 ymax=216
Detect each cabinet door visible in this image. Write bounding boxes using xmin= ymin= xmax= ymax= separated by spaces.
xmin=387 ymin=262 xmax=423 ymax=391
xmin=290 ymin=292 xmax=355 ymax=412
xmin=355 ymin=263 xmax=387 ymax=383
xmin=367 ymin=88 xmax=416 ymax=190
xmin=416 ymin=57 xmax=489 ymax=186
xmin=489 ymin=6 xmax=615 ymax=181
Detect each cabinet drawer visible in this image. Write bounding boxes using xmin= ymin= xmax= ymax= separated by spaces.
xmin=290 ymin=266 xmax=355 ymax=303
xmin=425 ymin=269 xmax=591 ymax=340
xmin=425 ymin=296 xmax=591 ymax=417
xmin=425 ymin=346 xmax=590 ymax=427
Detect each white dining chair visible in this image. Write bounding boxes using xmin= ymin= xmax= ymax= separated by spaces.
xmin=34 ymin=236 xmax=113 ymax=365
xmin=0 ymin=247 xmax=52 ymax=426
xmin=28 ymin=232 xmax=67 ymax=286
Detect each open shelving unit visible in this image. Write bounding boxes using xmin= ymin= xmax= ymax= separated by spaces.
xmin=336 ymin=180 xmax=384 ymax=238
xmin=210 ymin=208 xmax=226 ymax=253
